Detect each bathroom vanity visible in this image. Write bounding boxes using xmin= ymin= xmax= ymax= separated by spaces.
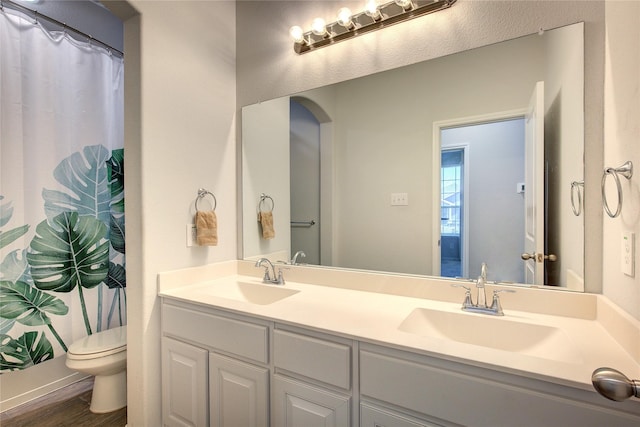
xmin=158 ymin=261 xmax=640 ymax=427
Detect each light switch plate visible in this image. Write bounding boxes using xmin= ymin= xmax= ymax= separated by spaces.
xmin=621 ymin=230 xmax=635 ymax=277
xmin=186 ymin=223 xmax=196 ymax=247
xmin=391 ymin=193 xmax=409 ymax=206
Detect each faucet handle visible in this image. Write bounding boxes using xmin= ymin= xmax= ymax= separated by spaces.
xmin=275 ymin=266 xmax=290 ymax=284
xmin=490 ymin=289 xmax=516 ymax=315
xmin=260 ymin=267 xmax=272 ymax=282
xmin=451 ymin=283 xmax=474 ymax=308
xmin=255 ymin=258 xmax=274 ymax=282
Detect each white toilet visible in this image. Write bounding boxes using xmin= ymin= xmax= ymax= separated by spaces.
xmin=65 ymin=325 xmax=127 ymax=413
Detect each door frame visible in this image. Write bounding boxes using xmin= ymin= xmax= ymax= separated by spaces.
xmin=431 ymin=109 xmax=527 ymax=277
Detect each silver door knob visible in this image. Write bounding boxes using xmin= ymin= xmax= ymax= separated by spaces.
xmin=592 ymin=367 xmax=640 ymax=401
xmin=521 ymin=253 xmax=557 ymax=262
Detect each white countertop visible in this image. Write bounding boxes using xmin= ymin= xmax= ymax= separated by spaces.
xmin=158 ymin=260 xmax=640 ymax=393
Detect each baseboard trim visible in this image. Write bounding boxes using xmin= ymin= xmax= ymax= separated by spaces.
xmin=0 ymin=357 xmax=88 ymax=412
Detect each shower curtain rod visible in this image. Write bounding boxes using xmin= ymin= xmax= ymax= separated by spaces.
xmin=0 ymin=0 xmax=123 ymax=57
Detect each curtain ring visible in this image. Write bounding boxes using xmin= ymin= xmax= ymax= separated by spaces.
xmin=601 ymin=161 xmax=633 ymax=218
xmin=570 ymin=180 xmax=584 ymax=217
xmin=195 ymin=188 xmax=216 ymax=212
xmin=259 ymin=193 xmax=275 ymax=212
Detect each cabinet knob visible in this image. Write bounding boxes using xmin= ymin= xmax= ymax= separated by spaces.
xmin=592 ymin=367 xmax=640 ymax=401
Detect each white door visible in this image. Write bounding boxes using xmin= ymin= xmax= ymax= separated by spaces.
xmin=523 ymin=81 xmax=545 ymax=285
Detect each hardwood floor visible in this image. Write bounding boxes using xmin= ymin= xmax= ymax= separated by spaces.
xmin=0 ymin=378 xmax=127 ymax=427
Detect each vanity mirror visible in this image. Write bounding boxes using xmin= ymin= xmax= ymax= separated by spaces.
xmin=242 ymin=22 xmax=585 ymax=290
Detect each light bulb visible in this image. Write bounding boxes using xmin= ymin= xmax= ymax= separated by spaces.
xmin=311 ymin=18 xmax=327 ymax=36
xmin=364 ymin=0 xmax=382 ymax=20
xmin=394 ymin=0 xmax=414 ymax=10
xmin=336 ymin=7 xmax=354 ymax=29
xmin=289 ymin=26 xmax=305 ymax=43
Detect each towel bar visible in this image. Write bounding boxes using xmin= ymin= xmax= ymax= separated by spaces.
xmin=291 ymin=220 xmax=316 ymax=227
xmin=601 ymin=161 xmax=633 ymax=218
xmin=195 ymin=188 xmax=217 ymax=211
xmin=570 ymin=180 xmax=584 ymax=216
xmin=259 ymin=193 xmax=274 ymax=212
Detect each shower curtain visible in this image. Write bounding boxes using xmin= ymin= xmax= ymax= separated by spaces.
xmin=0 ymin=8 xmax=125 ymax=373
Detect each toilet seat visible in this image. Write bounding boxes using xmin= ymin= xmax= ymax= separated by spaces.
xmin=67 ymin=326 xmax=127 ymax=360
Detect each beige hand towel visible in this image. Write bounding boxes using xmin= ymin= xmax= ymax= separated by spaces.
xmin=259 ymin=211 xmax=275 ymax=240
xmin=196 ymin=210 xmax=218 ymax=246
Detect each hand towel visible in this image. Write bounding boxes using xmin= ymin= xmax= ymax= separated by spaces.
xmin=259 ymin=211 xmax=275 ymax=240
xmin=196 ymin=210 xmax=218 ymax=246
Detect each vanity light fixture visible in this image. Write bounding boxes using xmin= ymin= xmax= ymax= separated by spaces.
xmin=364 ymin=0 xmax=383 ymax=21
xmin=290 ymin=0 xmax=456 ymax=54
xmin=394 ymin=0 xmax=415 ymax=11
xmin=336 ymin=7 xmax=355 ymax=30
xmin=289 ymin=25 xmax=306 ymax=44
xmin=311 ymin=17 xmax=329 ymax=37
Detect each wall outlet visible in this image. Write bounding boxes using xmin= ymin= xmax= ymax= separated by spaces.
xmin=621 ymin=230 xmax=635 ymax=277
xmin=391 ymin=192 xmax=409 ymax=206
xmin=186 ymin=223 xmax=197 ymax=247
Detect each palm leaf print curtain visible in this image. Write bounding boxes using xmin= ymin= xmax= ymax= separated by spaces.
xmin=0 ymin=7 xmax=125 ymax=372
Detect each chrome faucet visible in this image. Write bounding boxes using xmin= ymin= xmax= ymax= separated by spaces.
xmin=476 ymin=262 xmax=488 ymax=308
xmin=255 ymin=258 xmax=285 ymax=285
xmin=291 ymin=250 xmax=306 ymax=265
xmin=451 ymin=263 xmax=514 ymax=316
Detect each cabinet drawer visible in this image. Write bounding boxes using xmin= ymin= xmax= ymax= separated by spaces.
xmin=274 ymin=329 xmax=351 ymax=390
xmin=162 ymin=303 xmax=268 ymax=363
xmin=361 ymin=349 xmax=640 ymax=427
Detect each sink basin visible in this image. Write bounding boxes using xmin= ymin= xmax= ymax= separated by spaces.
xmin=205 ymin=281 xmax=300 ymax=305
xmin=398 ymin=308 xmax=582 ymax=363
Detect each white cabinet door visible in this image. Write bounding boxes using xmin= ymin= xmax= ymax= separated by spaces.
xmin=209 ymin=353 xmax=269 ymax=427
xmin=273 ymin=376 xmax=350 ymax=427
xmin=162 ymin=337 xmax=209 ymax=427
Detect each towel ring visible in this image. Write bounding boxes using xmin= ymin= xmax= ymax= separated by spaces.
xmin=570 ymin=180 xmax=584 ymax=217
xmin=195 ymin=188 xmax=217 ymax=212
xmin=601 ymin=161 xmax=633 ymax=218
xmin=259 ymin=193 xmax=275 ymax=213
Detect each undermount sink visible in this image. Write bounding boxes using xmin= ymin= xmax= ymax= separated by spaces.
xmin=398 ymin=307 xmax=582 ymax=363
xmin=205 ymin=281 xmax=300 ymax=305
